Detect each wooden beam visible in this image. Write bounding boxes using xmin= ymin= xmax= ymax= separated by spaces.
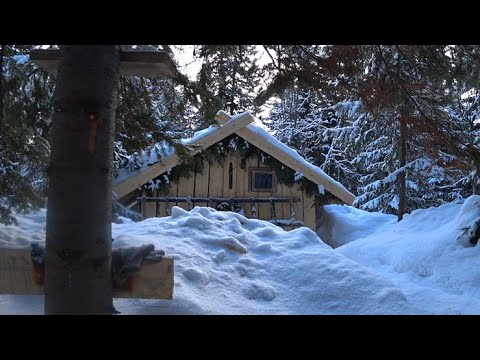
xmin=215 ymin=111 xmax=355 ymax=205
xmin=137 ymin=196 xmax=300 ymax=203
xmin=30 ymin=49 xmax=177 ymax=78
xmin=113 ymin=112 xmax=254 ymax=199
xmin=0 ymin=248 xmax=174 ymax=299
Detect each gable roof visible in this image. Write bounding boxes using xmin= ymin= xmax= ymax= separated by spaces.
xmin=113 ymin=111 xmax=355 ymax=205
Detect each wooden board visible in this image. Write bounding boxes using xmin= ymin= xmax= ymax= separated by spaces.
xmin=176 ymin=173 xmax=195 ymax=211
xmin=234 ymin=153 xmax=247 ymax=215
xmin=113 ymin=112 xmax=254 ymax=199
xmin=194 ymin=162 xmax=210 ymax=206
xmin=140 ymin=189 xmax=147 ymax=217
xmin=251 ymin=157 xmax=271 ymax=220
xmin=0 ymin=248 xmax=174 ymax=299
xmin=156 ymin=189 xmax=167 ymax=217
xmin=303 ymin=193 xmax=316 ymax=232
xmin=0 ymin=248 xmax=43 ymax=295
xmin=282 ymin=183 xmax=300 ymax=228
xmin=243 ymin=156 xmax=257 ymax=218
xmin=208 ymin=160 xmax=225 ymax=198
xmin=215 ymin=111 xmax=355 ymax=205
xmin=30 ymin=49 xmax=177 ymax=78
xmin=168 ymin=179 xmax=179 ymax=214
xmin=144 ymin=200 xmax=157 ymax=218
xmin=278 ymin=184 xmax=289 ymax=222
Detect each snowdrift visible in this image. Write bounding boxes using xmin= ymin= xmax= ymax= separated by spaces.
xmin=0 ymin=206 xmax=411 ymax=314
xmin=323 ymin=196 xmax=480 ymax=314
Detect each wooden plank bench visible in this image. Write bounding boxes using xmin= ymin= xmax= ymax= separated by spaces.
xmin=0 ymin=247 xmax=174 ymax=299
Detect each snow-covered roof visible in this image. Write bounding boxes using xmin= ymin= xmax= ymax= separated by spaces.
xmin=215 ymin=111 xmax=355 ymax=204
xmin=113 ymin=111 xmax=355 ymax=204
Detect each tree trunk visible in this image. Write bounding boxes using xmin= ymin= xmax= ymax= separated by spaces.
xmin=398 ymin=110 xmax=408 ymax=221
xmin=45 ymin=45 xmax=120 ymax=314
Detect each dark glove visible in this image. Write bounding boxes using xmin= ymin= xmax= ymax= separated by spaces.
xmin=111 ymin=244 xmax=165 ymax=288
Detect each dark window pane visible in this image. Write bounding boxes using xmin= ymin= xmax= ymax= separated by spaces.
xmin=254 ymin=172 xmax=273 ymax=189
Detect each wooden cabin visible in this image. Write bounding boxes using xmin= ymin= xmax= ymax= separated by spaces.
xmin=113 ymin=111 xmax=355 ymax=232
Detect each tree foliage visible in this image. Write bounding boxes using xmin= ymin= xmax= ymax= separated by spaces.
xmin=3 ymin=44 xmax=480 ymax=224
xmin=0 ymin=45 xmax=54 ymax=224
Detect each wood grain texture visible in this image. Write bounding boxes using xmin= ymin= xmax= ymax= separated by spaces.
xmin=0 ymin=248 xmax=174 ymax=299
xmin=30 ymin=49 xmax=177 ymax=78
xmin=113 ymin=113 xmax=254 ymax=198
xmin=215 ymin=111 xmax=354 ymax=205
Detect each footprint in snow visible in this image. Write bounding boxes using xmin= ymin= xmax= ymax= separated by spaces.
xmin=183 ymin=267 xmax=210 ymax=285
xmin=242 ymin=282 xmax=276 ymax=301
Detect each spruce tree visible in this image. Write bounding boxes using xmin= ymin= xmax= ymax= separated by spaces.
xmin=0 ymin=45 xmax=54 ymax=224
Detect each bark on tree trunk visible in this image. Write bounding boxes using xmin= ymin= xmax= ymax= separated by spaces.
xmin=45 ymin=45 xmax=120 ymax=314
xmin=398 ymin=110 xmax=408 ymax=222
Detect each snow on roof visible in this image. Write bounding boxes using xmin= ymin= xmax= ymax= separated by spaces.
xmin=113 ymin=113 xmax=254 ymax=198
xmin=215 ymin=111 xmax=355 ymax=204
xmin=248 ymin=116 xmax=354 ymax=201
xmin=114 ymin=124 xmax=219 ymax=186
xmin=113 ymin=111 xmax=355 ymax=204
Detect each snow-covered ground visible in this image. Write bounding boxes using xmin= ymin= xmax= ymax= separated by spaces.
xmin=1 ymin=196 xmax=480 ymax=314
xmin=333 ymin=196 xmax=480 ymax=314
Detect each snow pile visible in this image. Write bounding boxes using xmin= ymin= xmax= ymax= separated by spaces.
xmin=0 ymin=206 xmax=412 ymax=314
xmin=0 ymin=208 xmax=46 ymax=248
xmin=329 ymin=195 xmax=480 ymax=314
xmin=5 ymin=196 xmax=480 ymax=314
xmin=316 ymin=205 xmax=396 ymax=248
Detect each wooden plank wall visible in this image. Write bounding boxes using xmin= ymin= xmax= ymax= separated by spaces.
xmin=244 ymin=156 xmax=259 ymax=218
xmin=282 ymin=182 xmax=304 ymax=231
xmin=255 ymin=156 xmax=272 ymax=220
xmin=303 ymin=192 xmax=316 ymax=231
xmin=209 ymin=160 xmax=225 ymax=198
xmin=139 ymin=152 xmax=315 ymax=231
xmin=193 ymin=161 xmax=210 ymax=207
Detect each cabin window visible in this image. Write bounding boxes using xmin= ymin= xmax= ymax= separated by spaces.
xmin=250 ymin=168 xmax=276 ymax=192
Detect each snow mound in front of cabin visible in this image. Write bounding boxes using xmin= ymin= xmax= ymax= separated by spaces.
xmin=111 ymin=206 xmax=411 ymax=314
xmin=0 ymin=206 xmax=413 ymax=314
xmin=316 ymin=205 xmax=397 ymax=248
xmin=0 ymin=208 xmax=47 ymax=248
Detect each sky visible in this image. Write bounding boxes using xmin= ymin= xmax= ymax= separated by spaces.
xmin=37 ymin=45 xmax=275 ymax=118
xmin=170 ymin=45 xmax=275 ymax=119
xmin=171 ymin=45 xmax=274 ymax=81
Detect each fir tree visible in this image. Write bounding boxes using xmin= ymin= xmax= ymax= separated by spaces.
xmin=0 ymin=45 xmax=54 ymax=224
xmin=193 ymin=45 xmax=262 ymax=127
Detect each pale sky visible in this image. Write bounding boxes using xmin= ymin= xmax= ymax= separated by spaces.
xmin=171 ymin=45 xmax=274 ymax=119
xmin=171 ymin=45 xmax=274 ymax=81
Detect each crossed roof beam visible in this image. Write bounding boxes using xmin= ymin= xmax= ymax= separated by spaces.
xmin=113 ymin=111 xmax=355 ymax=205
